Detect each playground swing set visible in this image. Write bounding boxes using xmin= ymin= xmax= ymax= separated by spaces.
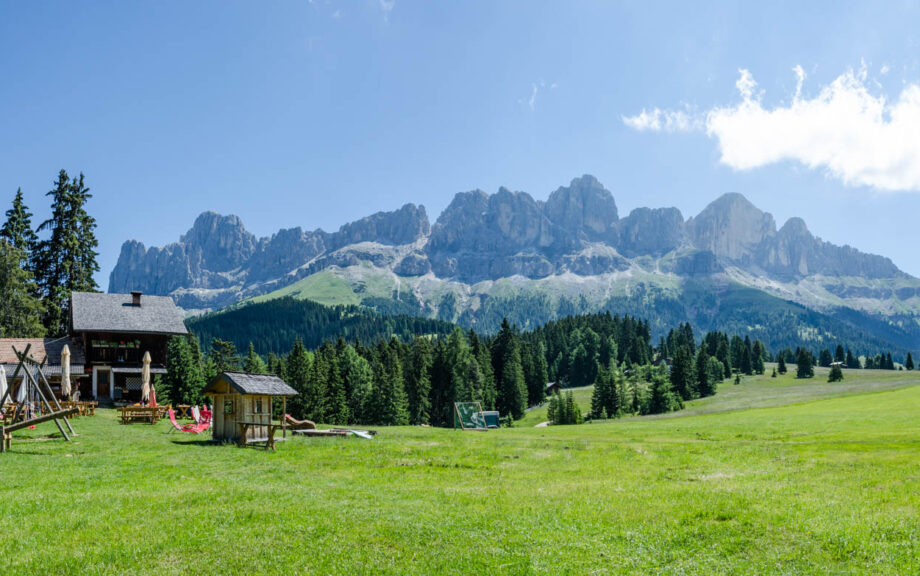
xmin=0 ymin=343 xmax=78 ymax=453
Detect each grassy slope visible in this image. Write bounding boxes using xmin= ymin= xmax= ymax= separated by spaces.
xmin=3 ymin=372 xmax=920 ymax=574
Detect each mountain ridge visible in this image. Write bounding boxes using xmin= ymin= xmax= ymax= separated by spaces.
xmin=109 ymin=175 xmax=919 ymax=348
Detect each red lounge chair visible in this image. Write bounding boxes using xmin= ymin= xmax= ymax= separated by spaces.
xmin=183 ymin=418 xmax=211 ymax=434
xmin=167 ymin=408 xmax=186 ymax=433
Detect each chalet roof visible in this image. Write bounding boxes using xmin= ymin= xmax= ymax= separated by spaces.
xmin=70 ymin=292 xmax=188 ymax=335
xmin=204 ymin=372 xmax=298 ymax=397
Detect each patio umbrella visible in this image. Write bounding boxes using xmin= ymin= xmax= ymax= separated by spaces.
xmin=141 ymin=351 xmax=151 ymax=403
xmin=61 ymin=344 xmax=72 ymax=399
xmin=0 ymin=364 xmax=7 ymax=403
xmin=16 ymin=368 xmax=28 ymax=403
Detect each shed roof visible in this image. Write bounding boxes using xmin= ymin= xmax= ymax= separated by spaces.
xmin=204 ymin=372 xmax=298 ymax=397
xmin=71 ymin=292 xmax=188 ymax=335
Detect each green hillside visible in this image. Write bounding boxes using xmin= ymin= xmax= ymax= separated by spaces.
xmin=4 ymin=371 xmax=920 ymax=574
xmin=240 ymin=265 xmax=920 ymax=354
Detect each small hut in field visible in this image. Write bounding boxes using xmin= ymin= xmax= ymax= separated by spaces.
xmin=203 ymin=372 xmax=298 ymax=443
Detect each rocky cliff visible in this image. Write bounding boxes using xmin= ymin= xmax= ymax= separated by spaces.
xmin=109 ymin=175 xmax=910 ymax=314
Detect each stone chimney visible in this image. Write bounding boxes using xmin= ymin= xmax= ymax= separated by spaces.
xmin=131 ymin=291 xmax=142 ymax=306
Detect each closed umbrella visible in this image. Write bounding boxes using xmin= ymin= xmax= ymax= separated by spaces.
xmin=16 ymin=369 xmax=28 ymax=403
xmin=61 ymin=345 xmax=72 ymax=399
xmin=141 ymin=351 xmax=151 ymax=403
xmin=0 ymin=364 xmax=7 ymax=403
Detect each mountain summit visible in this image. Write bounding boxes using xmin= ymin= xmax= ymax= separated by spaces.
xmin=109 ymin=175 xmax=917 ymax=347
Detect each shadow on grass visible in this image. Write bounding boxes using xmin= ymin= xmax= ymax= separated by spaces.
xmin=169 ymin=439 xmax=220 ymax=448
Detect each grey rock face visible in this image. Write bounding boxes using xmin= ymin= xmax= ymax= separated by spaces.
xmin=333 ymin=204 xmax=429 ymax=248
xmin=544 ymin=174 xmax=619 ymax=240
xmin=616 ymin=207 xmax=686 ymax=257
xmin=109 ymin=175 xmax=909 ymax=311
xmin=686 ymin=193 xmax=776 ymax=262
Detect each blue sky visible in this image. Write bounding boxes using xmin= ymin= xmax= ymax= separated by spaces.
xmin=2 ymin=1 xmax=920 ymax=286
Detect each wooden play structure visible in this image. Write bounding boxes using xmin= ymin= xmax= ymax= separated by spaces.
xmin=0 ymin=344 xmax=78 ymax=453
xmin=203 ymin=372 xmax=298 ymax=450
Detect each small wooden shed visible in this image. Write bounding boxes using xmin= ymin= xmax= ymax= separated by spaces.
xmin=202 ymin=372 xmax=298 ymax=443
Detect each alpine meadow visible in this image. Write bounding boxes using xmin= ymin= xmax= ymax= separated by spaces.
xmin=3 ymin=2 xmax=920 ymax=575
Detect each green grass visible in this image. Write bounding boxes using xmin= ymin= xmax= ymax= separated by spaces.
xmin=248 ymin=269 xmax=362 ymax=306
xmin=4 ymin=371 xmax=920 ymax=574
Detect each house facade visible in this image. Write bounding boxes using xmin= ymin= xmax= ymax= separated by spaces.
xmin=1 ymin=291 xmax=187 ymax=403
xmin=70 ymin=291 xmax=187 ymax=403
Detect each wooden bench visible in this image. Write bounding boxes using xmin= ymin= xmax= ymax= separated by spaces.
xmin=237 ymin=422 xmax=284 ymax=451
xmin=118 ymin=406 xmax=159 ymax=424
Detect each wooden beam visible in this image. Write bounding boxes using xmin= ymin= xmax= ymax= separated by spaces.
xmin=4 ymin=408 xmax=78 ymax=433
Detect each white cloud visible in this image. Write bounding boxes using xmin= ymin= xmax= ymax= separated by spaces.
xmin=623 ymin=66 xmax=920 ymax=192
xmin=621 ymin=107 xmax=703 ymax=132
xmin=528 ymin=83 xmax=538 ymax=111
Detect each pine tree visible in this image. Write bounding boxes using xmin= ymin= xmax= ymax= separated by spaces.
xmin=740 ymin=344 xmax=753 ymax=376
xmin=818 ymin=348 xmax=833 ymax=368
xmin=493 ymin=319 xmax=527 ymax=419
xmin=670 ymin=345 xmax=696 ymax=401
xmin=33 ymin=170 xmax=100 ymax=336
xmin=828 ymin=364 xmax=844 ymax=382
xmin=796 ymin=348 xmax=814 ymax=379
xmin=906 ymin=352 xmax=914 ymax=371
xmin=0 ymin=240 xmax=45 ymax=337
xmin=208 ymin=339 xmax=240 ymax=373
xmin=752 ymin=341 xmax=765 ymax=374
xmin=242 ymin=342 xmax=268 ymax=374
xmin=834 ymin=345 xmax=846 ymax=364
xmin=1 ymin=188 xmax=38 ymax=269
xmin=370 ymin=340 xmax=409 ymax=425
xmin=777 ymin=355 xmax=787 ymax=374
xmin=164 ymin=335 xmax=206 ymax=405
xmin=647 ymin=364 xmax=681 ymax=414
xmin=403 ymin=337 xmax=432 ymax=425
xmin=338 ymin=344 xmax=373 ymax=424
xmin=284 ymin=340 xmax=312 ymax=419
xmin=696 ymin=347 xmax=715 ymax=397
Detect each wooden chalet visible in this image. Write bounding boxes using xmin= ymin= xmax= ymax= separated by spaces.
xmin=69 ymin=291 xmax=187 ymax=404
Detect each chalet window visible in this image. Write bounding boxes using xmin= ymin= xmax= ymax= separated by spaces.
xmin=224 ymin=399 xmax=234 ymax=415
xmin=255 ymin=399 xmax=263 ymax=414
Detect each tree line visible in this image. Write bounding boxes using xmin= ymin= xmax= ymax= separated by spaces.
xmin=0 ymin=171 xmax=100 ymax=337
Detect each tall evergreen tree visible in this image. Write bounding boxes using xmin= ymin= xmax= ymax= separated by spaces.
xmin=906 ymin=352 xmax=914 ymax=371
xmin=369 ymin=340 xmax=409 ymax=425
xmin=670 ymin=345 xmax=696 ymax=401
xmin=796 ymin=347 xmax=814 ymax=379
xmin=752 ymin=340 xmax=765 ymax=374
xmin=208 ymin=339 xmax=240 ymax=373
xmin=777 ymin=354 xmax=787 ymax=374
xmin=492 ymin=319 xmax=527 ymax=419
xmin=403 ymin=337 xmax=432 ymax=425
xmin=242 ymin=342 xmax=268 ymax=374
xmin=696 ymin=347 xmax=715 ymax=397
xmin=33 ymin=170 xmax=100 ymax=335
xmin=0 ymin=240 xmax=45 ymax=337
xmin=284 ymin=340 xmax=312 ymax=419
xmin=834 ymin=344 xmax=846 ymax=364
xmin=1 ymin=188 xmax=38 ymax=269
xmin=646 ymin=364 xmax=681 ymax=415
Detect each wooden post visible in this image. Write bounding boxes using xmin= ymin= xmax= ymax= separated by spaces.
xmin=282 ymin=396 xmax=286 ymax=439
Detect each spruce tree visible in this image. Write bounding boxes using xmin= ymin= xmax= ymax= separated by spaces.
xmin=796 ymin=348 xmax=814 ymax=379
xmin=818 ymin=348 xmax=833 ymax=368
xmin=834 ymin=345 xmax=846 ymax=364
xmin=828 ymin=364 xmax=844 ymax=382
xmin=493 ymin=319 xmax=527 ymax=419
xmin=670 ymin=345 xmax=696 ymax=400
xmin=906 ymin=352 xmax=914 ymax=371
xmin=696 ymin=347 xmax=715 ymax=397
xmin=0 ymin=240 xmax=45 ymax=337
xmin=777 ymin=355 xmax=787 ymax=374
xmin=284 ymin=340 xmax=312 ymax=419
xmin=242 ymin=342 xmax=268 ymax=374
xmin=403 ymin=337 xmax=433 ymax=425
xmin=752 ymin=341 xmax=765 ymax=374
xmin=647 ymin=364 xmax=681 ymax=414
xmin=1 ymin=188 xmax=38 ymax=269
xmin=33 ymin=171 xmax=101 ymax=336
xmin=370 ymin=340 xmax=409 ymax=425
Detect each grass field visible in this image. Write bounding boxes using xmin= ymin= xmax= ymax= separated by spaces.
xmin=3 ymin=369 xmax=920 ymax=574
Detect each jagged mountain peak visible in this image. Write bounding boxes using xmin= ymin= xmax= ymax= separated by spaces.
xmin=545 ymin=174 xmax=618 ymax=240
xmin=687 ymin=192 xmax=776 ymax=261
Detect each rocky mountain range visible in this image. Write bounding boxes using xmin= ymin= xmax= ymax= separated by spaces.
xmin=109 ymin=175 xmax=920 ymax=349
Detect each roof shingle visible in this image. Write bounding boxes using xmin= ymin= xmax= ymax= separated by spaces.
xmin=204 ymin=372 xmax=298 ymax=396
xmin=71 ymin=292 xmax=187 ymax=335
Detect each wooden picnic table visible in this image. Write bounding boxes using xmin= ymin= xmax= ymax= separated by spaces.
xmin=237 ymin=421 xmax=284 ymax=451
xmin=118 ymin=405 xmax=160 ymax=425
xmin=176 ymin=404 xmax=192 ymax=419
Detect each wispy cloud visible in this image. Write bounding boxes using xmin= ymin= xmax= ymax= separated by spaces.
xmin=623 ymin=66 xmax=920 ymax=192
xmin=521 ymin=80 xmax=555 ymax=112
xmin=379 ymin=0 xmax=395 ymax=23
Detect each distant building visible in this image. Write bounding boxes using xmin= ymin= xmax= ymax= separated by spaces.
xmin=545 ymin=381 xmax=560 ymax=395
xmin=0 ymin=291 xmax=187 ymax=404
xmin=70 ymin=291 xmax=187 ymax=403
